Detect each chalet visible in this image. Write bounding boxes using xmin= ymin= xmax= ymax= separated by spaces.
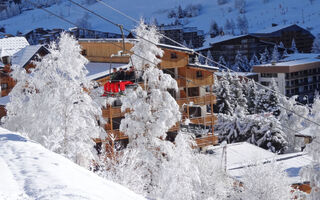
xmin=78 ymin=39 xmax=219 ymax=152
xmin=251 ymin=24 xmax=315 ymax=53
xmin=197 ymin=34 xmax=278 ymax=66
xmin=0 ymin=37 xmax=48 ymax=96
xmin=252 ymin=53 xmax=320 ymax=103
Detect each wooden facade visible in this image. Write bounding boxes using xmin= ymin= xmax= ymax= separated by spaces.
xmin=79 ymin=39 xmax=219 ymax=151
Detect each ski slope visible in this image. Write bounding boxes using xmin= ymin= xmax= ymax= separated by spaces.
xmin=1 ymin=0 xmax=320 ymax=36
xmin=0 ymin=127 xmax=145 ymax=200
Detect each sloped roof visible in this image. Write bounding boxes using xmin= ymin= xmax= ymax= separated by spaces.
xmin=86 ymin=62 xmax=129 ymax=80
xmin=253 ymin=24 xmax=297 ymax=34
xmin=11 ymin=45 xmax=46 ymax=68
xmin=0 ymin=37 xmax=29 ymax=57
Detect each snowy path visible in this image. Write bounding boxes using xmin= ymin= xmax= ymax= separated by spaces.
xmin=0 ymin=127 xmax=145 ymax=200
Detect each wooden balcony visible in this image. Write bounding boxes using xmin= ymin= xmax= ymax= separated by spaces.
xmin=188 ymin=115 xmax=217 ymax=125
xmin=195 ymin=134 xmax=218 ymax=148
xmin=176 ymin=94 xmax=216 ymax=106
xmin=102 ymin=107 xmax=128 ymax=118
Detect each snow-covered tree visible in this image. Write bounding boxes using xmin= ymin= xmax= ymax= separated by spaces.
xmin=249 ymin=52 xmax=260 ymax=67
xmin=271 ymin=45 xmax=280 ymax=63
xmin=188 ymin=39 xmax=194 ymax=49
xmin=291 ymin=38 xmax=299 ymax=53
xmin=278 ymin=95 xmax=309 ymax=152
xmin=242 ymin=79 xmax=259 ymax=114
xmin=3 ymin=33 xmax=104 ymax=167
xmin=233 ymin=50 xmax=249 ymax=71
xmin=103 ymin=20 xmax=181 ymax=197
xmin=237 ymin=14 xmax=248 ymax=34
xmin=209 ymin=20 xmax=220 ymax=37
xmin=255 ymin=79 xmax=281 ymax=116
xmin=206 ymin=50 xmax=214 ymax=66
xmin=234 ymin=0 xmax=247 ymax=14
xmin=213 ymin=73 xmax=234 ymax=115
xmin=312 ymin=34 xmax=320 ymax=53
xmin=232 ymin=161 xmax=293 ymax=200
xmin=260 ymin=48 xmax=269 ymax=64
xmin=301 ymin=94 xmax=320 ymax=199
xmin=218 ymin=55 xmax=227 ymax=68
xmin=216 ymin=110 xmax=288 ymax=153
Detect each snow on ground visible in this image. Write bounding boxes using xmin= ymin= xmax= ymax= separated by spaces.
xmin=1 ymin=0 xmax=320 ymax=36
xmin=0 ymin=127 xmax=145 ymax=200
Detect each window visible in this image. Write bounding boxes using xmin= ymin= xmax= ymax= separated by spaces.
xmin=196 ymin=71 xmax=203 ymax=78
xmin=261 ymin=81 xmax=270 ymax=86
xmin=1 ymin=56 xmax=10 ymax=65
xmin=261 ymin=73 xmax=278 ymax=78
xmin=1 ymin=83 xmax=8 ymax=89
xmin=185 ymin=87 xmax=199 ymax=97
xmin=170 ymin=53 xmax=177 ymax=59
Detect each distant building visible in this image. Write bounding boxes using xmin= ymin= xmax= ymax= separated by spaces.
xmin=252 ymin=53 xmax=320 ymax=103
xmin=251 ymin=24 xmax=315 ymax=53
xmin=158 ymin=24 xmax=205 ymax=48
xmin=197 ymin=34 xmax=279 ymax=66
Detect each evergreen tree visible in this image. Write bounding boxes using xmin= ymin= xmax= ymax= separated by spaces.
xmin=249 ymin=52 xmax=260 ymax=67
xmin=3 ymin=33 xmax=104 ymax=167
xmin=216 ymin=110 xmax=288 ymax=153
xmin=218 ymin=55 xmax=227 ymax=68
xmin=291 ymin=38 xmax=298 ymax=53
xmin=233 ymin=50 xmax=249 ymax=71
xmin=213 ymin=73 xmax=234 ymax=115
xmin=243 ymin=79 xmax=259 ymax=114
xmin=312 ymin=34 xmax=320 ymax=53
xmin=271 ymin=45 xmax=280 ymax=63
xmin=255 ymin=79 xmax=280 ymax=116
xmin=209 ymin=20 xmax=220 ymax=37
xmin=206 ymin=50 xmax=214 ymax=66
xmin=237 ymin=14 xmax=248 ymax=34
xmin=259 ymin=48 xmax=269 ymax=64
xmin=188 ymin=39 xmax=194 ymax=49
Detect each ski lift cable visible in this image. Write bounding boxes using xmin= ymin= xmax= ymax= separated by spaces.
xmin=27 ymin=0 xmax=320 ymax=131
xmin=93 ymin=0 xmax=318 ymax=121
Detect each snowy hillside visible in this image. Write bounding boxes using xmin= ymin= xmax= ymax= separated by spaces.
xmin=1 ymin=0 xmax=320 ymax=36
xmin=0 ymin=127 xmax=145 ymax=200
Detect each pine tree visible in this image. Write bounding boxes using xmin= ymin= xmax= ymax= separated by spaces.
xmin=218 ymin=55 xmax=227 ymax=68
xmin=233 ymin=51 xmax=249 ymax=71
xmin=3 ymin=33 xmax=104 ymax=167
xmin=255 ymin=79 xmax=280 ymax=116
xmin=259 ymin=48 xmax=269 ymax=64
xmin=249 ymin=52 xmax=260 ymax=67
xmin=216 ymin=111 xmax=288 ymax=153
xmin=312 ymin=34 xmax=320 ymax=53
xmin=271 ymin=45 xmax=280 ymax=63
xmin=206 ymin=50 xmax=214 ymax=66
xmin=291 ymin=38 xmax=298 ymax=53
xmin=213 ymin=73 xmax=234 ymax=115
xmin=237 ymin=14 xmax=248 ymax=34
xmin=198 ymin=52 xmax=206 ymax=64
xmin=209 ymin=20 xmax=220 ymax=37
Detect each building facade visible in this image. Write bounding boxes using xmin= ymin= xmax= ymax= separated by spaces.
xmin=79 ymin=39 xmax=218 ymax=154
xmin=253 ymin=55 xmax=320 ymax=103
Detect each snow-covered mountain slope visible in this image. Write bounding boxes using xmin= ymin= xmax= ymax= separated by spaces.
xmin=1 ymin=0 xmax=320 ymax=36
xmin=0 ymin=127 xmax=145 ymax=200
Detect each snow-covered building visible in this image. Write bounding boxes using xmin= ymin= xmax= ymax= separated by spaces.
xmin=251 ymin=24 xmax=315 ymax=53
xmin=0 ymin=43 xmax=48 ymax=96
xmin=253 ymin=53 xmax=320 ymax=103
xmin=196 ymin=34 xmax=280 ymax=67
xmin=79 ymin=39 xmax=219 ymax=152
xmin=0 ymin=37 xmax=29 ymax=66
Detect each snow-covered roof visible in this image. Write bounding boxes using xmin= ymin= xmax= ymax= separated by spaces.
xmin=0 ymin=127 xmax=145 ymax=200
xmin=0 ymin=95 xmax=9 ymax=106
xmin=11 ymin=45 xmax=45 ymax=68
xmin=86 ymin=62 xmax=129 ymax=80
xmin=188 ymin=62 xmax=219 ymax=71
xmin=253 ymin=24 xmax=297 ymax=34
xmin=78 ymin=38 xmax=137 ymax=43
xmin=158 ymin=25 xmax=183 ymax=31
xmin=0 ymin=37 xmax=29 ymax=57
xmin=208 ymin=142 xmax=276 ymax=169
xmin=255 ymin=57 xmax=320 ymax=67
xmin=281 ymin=53 xmax=320 ymax=61
xmin=295 ymin=127 xmax=314 ymax=137
xmin=196 ymin=34 xmax=249 ymax=51
xmin=215 ymin=72 xmax=258 ymax=77
xmin=157 ymin=43 xmax=194 ymax=53
xmin=228 ymin=152 xmax=312 ymax=184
